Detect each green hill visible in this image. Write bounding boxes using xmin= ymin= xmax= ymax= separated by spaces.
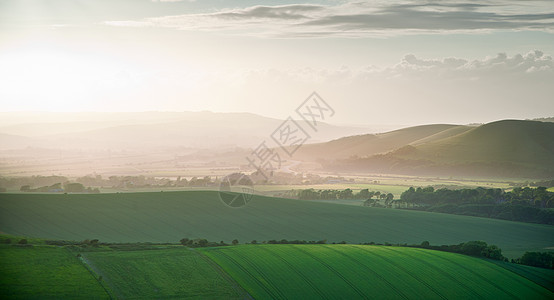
xmin=325 ymin=120 xmax=554 ymax=178
xmin=294 ymin=124 xmax=465 ymax=160
xmin=201 ymin=244 xmax=553 ymax=299
xmin=4 ymin=243 xmax=552 ymax=299
xmin=407 ymin=120 xmax=554 ymax=165
xmin=1 ymin=191 xmax=553 ymax=258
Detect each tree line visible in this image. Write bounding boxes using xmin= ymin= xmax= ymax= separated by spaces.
xmin=400 ymin=186 xmax=554 ymax=225
xmin=297 ymin=188 xmax=393 ymax=202
xmin=19 ymin=182 xmax=100 ymax=193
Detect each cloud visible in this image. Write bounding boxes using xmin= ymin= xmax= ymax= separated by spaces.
xmin=151 ymin=0 xmax=187 ymax=2
xmin=105 ymin=1 xmax=554 ymax=37
xmin=229 ymin=50 xmax=554 ymax=84
xmin=214 ymin=4 xmax=324 ymax=20
xmin=388 ymin=50 xmax=554 ymax=78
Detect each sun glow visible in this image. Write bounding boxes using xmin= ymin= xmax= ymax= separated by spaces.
xmin=0 ymin=46 xmax=124 ymax=111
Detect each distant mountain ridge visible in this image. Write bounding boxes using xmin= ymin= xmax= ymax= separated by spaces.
xmin=0 ymin=111 xmax=372 ymax=150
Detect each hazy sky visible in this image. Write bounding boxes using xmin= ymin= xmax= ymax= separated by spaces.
xmin=1 ymin=0 xmax=553 ymax=125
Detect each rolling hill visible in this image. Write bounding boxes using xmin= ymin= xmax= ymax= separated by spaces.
xmin=292 ymin=124 xmax=469 ymax=161
xmin=1 ymin=191 xmax=553 ymax=258
xmin=0 ymin=111 xmax=370 ymax=150
xmin=201 ymin=244 xmax=553 ymax=299
xmin=3 ymin=243 xmax=552 ymax=299
xmin=321 ymin=120 xmax=554 ymax=178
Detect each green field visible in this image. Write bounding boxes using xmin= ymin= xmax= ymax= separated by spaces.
xmin=1 ymin=191 xmax=553 ymax=258
xmin=82 ymin=248 xmax=243 ymax=299
xmin=2 ymin=242 xmax=552 ymax=299
xmin=487 ymin=259 xmax=554 ymax=292
xmin=0 ymin=245 xmax=109 ymax=299
xmin=201 ymin=244 xmax=553 ymax=299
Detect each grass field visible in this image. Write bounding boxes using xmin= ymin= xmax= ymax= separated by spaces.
xmin=201 ymin=244 xmax=553 ymax=299
xmin=82 ymin=248 xmax=243 ymax=299
xmin=1 ymin=191 xmax=553 ymax=258
xmin=2 ymin=242 xmax=552 ymax=299
xmin=0 ymin=245 xmax=109 ymax=299
xmin=486 ymin=259 xmax=554 ymax=292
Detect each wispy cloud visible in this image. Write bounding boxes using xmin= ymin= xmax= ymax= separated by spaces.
xmin=236 ymin=50 xmax=554 ymax=84
xmin=104 ymin=1 xmax=554 ymax=37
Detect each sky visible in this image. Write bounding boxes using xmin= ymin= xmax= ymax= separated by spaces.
xmin=0 ymin=0 xmax=553 ymax=126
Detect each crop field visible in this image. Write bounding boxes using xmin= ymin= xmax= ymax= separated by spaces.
xmin=0 ymin=245 xmax=109 ymax=299
xmin=1 ymin=191 xmax=553 ymax=258
xmin=1 ymin=242 xmax=552 ymax=299
xmin=201 ymin=244 xmax=553 ymax=299
xmin=82 ymin=248 xmax=242 ymax=299
xmin=487 ymin=259 xmax=554 ymax=292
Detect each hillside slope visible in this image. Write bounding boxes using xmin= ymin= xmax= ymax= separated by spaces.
xmin=325 ymin=120 xmax=554 ymax=178
xmin=1 ymin=191 xmax=553 ymax=258
xmin=202 ymin=244 xmax=553 ymax=299
xmin=293 ymin=124 xmax=466 ymax=160
xmin=408 ymin=120 xmax=554 ymax=165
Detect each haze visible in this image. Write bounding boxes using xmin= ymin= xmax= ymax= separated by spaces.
xmin=1 ymin=0 xmax=553 ymax=125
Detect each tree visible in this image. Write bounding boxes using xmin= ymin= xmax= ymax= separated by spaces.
xmin=358 ymin=189 xmax=370 ymax=199
xmin=20 ymin=185 xmax=31 ymax=192
xmin=180 ymin=238 xmax=190 ymax=246
xmin=18 ymin=239 xmax=28 ymax=245
xmin=232 ymin=239 xmax=239 ymax=246
xmin=197 ymin=239 xmax=208 ymax=247
xmin=460 ymin=241 xmax=488 ymax=256
xmin=481 ymin=245 xmax=503 ymax=260
xmin=520 ymin=252 xmax=553 ymax=269
xmin=420 ymin=241 xmax=430 ymax=247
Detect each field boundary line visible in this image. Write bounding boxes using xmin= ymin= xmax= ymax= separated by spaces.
xmin=193 ymin=249 xmax=253 ymax=300
xmin=383 ymin=247 xmax=486 ymax=300
xmin=226 ymin=248 xmax=289 ymax=300
xmin=258 ymin=245 xmax=329 ymax=300
xmin=213 ymin=249 xmax=283 ymax=299
xmin=78 ymin=252 xmax=117 ymax=300
xmin=291 ymin=245 xmax=368 ymax=299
